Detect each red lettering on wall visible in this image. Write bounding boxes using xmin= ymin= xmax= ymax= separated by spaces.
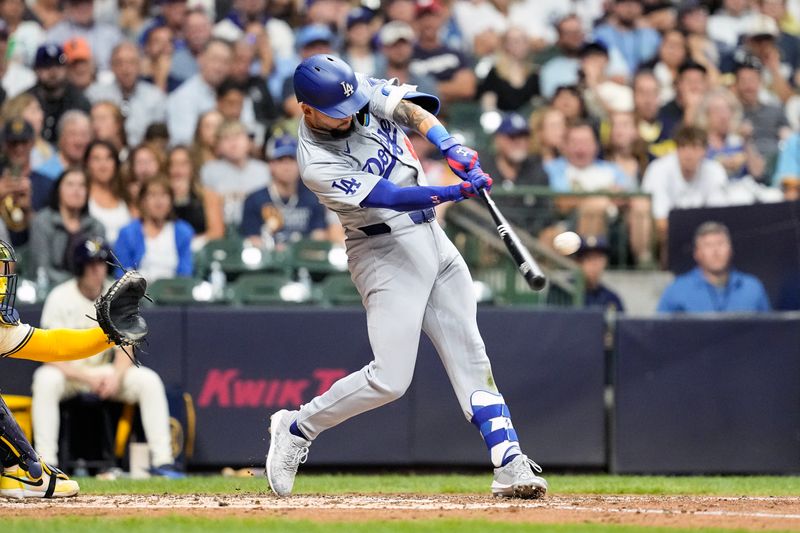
xmin=197 ymin=369 xmax=238 ymax=407
xmin=313 ymin=368 xmax=347 ymax=395
xmin=263 ymin=379 xmax=280 ymax=407
xmin=277 ymin=379 xmax=309 ymax=406
xmin=233 ymin=379 xmax=268 ymax=407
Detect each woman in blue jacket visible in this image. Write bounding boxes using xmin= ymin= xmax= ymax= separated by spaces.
xmin=114 ymin=176 xmax=194 ymax=281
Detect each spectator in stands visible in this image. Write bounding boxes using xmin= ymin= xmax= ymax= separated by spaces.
xmin=280 ymin=24 xmax=336 ymax=118
xmin=167 ymin=145 xmax=221 ymax=247
xmin=30 ymin=167 xmax=105 ymax=286
xmin=35 ymin=110 xmax=92 ymax=180
xmin=2 ymin=0 xmax=45 ymax=74
xmin=1 ymin=93 xmax=54 ymax=169
xmin=733 ymin=57 xmax=791 ymax=174
xmin=167 ymin=38 xmax=233 ymax=145
xmin=85 ymin=139 xmax=131 ymax=244
xmin=679 ymin=0 xmax=722 ymax=73
xmin=735 ymin=14 xmax=795 ymax=104
xmin=125 ymin=143 xmax=165 ymax=216
xmin=633 ymin=70 xmax=671 ymax=157
xmin=594 ymin=0 xmax=661 ymax=78
xmin=29 ymin=0 xmax=61 ymax=30
xmin=0 ymin=119 xmax=52 ymax=245
xmin=173 ymin=8 xmax=214 ymax=82
xmin=62 ymin=37 xmax=95 ymax=92
xmin=411 ymin=0 xmax=476 ymax=104
xmin=578 ymin=41 xmax=634 ymax=121
xmin=341 ymin=7 xmax=381 ymax=77
xmin=480 ymin=113 xmax=548 ymax=189
xmin=528 ymin=106 xmax=565 ymax=164
xmin=114 ymin=177 xmax=194 ymax=280
xmin=215 ymin=79 xmax=247 ymax=123
xmin=28 ymin=44 xmax=91 ymax=144
xmin=772 ymin=131 xmax=800 ymax=199
xmin=604 ymin=111 xmax=651 ymax=186
xmin=550 ymin=85 xmax=593 ymax=127
xmin=240 ymin=135 xmax=327 ymax=249
xmin=538 ymin=14 xmax=587 ymax=99
xmin=477 ymin=26 xmax=539 ymax=112
xmin=32 ymin=236 xmax=183 ymax=477
xmin=707 ymin=0 xmax=755 ymax=50
xmin=657 ymin=221 xmax=770 ymax=312
xmin=118 ymin=0 xmax=150 ymax=40
xmin=189 ymin=109 xmax=223 ymax=170
xmin=757 ymin=0 xmax=800 ymax=79
xmin=574 ymin=235 xmax=624 ymax=312
xmin=695 ymin=87 xmax=765 ymax=181
xmin=375 ymin=22 xmax=438 ymax=98
xmin=45 ymin=0 xmax=123 ymax=71
xmin=230 ymin=37 xmax=279 ymax=133
xmin=657 ymin=60 xmax=708 ymax=140
xmin=87 ymin=42 xmax=168 ymax=147
xmin=90 ymin=101 xmax=129 ymax=157
xmin=141 ymin=24 xmax=182 ymax=93
xmin=644 ymin=1 xmax=678 ymax=34
xmin=642 ymin=125 xmax=728 ymax=247
xmin=648 ymin=29 xmax=687 ymax=105
xmin=452 ymin=0 xmax=507 ymax=56
xmin=545 ymin=122 xmax=632 ymax=193
xmin=201 ymin=120 xmax=269 ymax=228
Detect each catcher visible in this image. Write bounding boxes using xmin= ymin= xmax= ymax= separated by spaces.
xmin=0 ymin=238 xmax=148 ymax=498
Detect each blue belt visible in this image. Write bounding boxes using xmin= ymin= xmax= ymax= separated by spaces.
xmin=359 ymin=208 xmax=436 ymax=236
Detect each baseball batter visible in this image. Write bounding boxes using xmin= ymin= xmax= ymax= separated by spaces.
xmin=266 ymin=55 xmax=547 ymax=499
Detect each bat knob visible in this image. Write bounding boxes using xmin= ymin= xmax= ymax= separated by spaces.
xmin=529 ymin=275 xmax=546 ymax=291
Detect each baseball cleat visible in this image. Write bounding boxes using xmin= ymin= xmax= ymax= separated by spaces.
xmin=0 ymin=462 xmax=79 ymax=499
xmin=265 ymin=409 xmax=310 ymax=497
xmin=491 ymin=454 xmax=548 ymax=499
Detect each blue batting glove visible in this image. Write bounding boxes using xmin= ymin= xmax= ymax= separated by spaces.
xmin=441 ymin=138 xmax=481 ymax=181
xmin=459 ymin=170 xmax=493 ymax=199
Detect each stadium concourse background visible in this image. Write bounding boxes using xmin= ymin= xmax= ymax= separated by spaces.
xmin=2 ymin=305 xmax=800 ymax=475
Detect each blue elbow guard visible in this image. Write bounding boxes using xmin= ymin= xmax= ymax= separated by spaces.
xmin=403 ymin=91 xmax=441 ymax=115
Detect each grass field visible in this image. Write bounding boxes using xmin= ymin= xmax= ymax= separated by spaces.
xmin=4 ymin=474 xmax=800 ymax=533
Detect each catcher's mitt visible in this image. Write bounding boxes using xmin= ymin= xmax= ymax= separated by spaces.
xmin=95 ymin=270 xmax=149 ymax=349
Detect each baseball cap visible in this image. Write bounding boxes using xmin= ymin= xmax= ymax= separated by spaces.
xmin=745 ymin=13 xmax=779 ymax=39
xmin=576 ymin=235 xmax=610 ymax=257
xmin=579 ymin=40 xmax=609 ymax=58
xmin=678 ymin=59 xmax=707 ymax=76
xmin=495 ymin=113 xmax=530 ymax=136
xmin=678 ymin=0 xmax=706 ymax=17
xmin=644 ymin=1 xmax=674 ymax=14
xmin=265 ymin=134 xmax=298 ymax=160
xmin=34 ymin=44 xmax=67 ymax=69
xmin=379 ymin=21 xmax=416 ymax=46
xmin=63 ymin=37 xmax=92 ymax=64
xmin=346 ymin=7 xmax=375 ymax=29
xmin=416 ymin=0 xmax=443 ymax=16
xmin=733 ymin=52 xmax=763 ymax=73
xmin=296 ymin=24 xmax=336 ymax=49
xmin=2 ymin=118 xmax=34 ymax=143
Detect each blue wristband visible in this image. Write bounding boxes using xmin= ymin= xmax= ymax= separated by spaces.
xmin=426 ymin=125 xmax=453 ymax=151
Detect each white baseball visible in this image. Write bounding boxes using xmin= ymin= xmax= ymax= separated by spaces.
xmin=553 ymin=231 xmax=581 ymax=255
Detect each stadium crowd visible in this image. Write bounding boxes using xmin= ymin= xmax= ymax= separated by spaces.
xmin=0 ymin=0 xmax=796 ymax=303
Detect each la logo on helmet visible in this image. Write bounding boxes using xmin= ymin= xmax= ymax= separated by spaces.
xmin=341 ymin=81 xmax=354 ymax=97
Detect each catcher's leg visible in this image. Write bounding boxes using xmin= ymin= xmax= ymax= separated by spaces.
xmin=0 ymin=394 xmax=42 ymax=479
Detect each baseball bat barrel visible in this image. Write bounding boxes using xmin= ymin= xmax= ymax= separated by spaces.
xmin=478 ymin=189 xmax=546 ymax=291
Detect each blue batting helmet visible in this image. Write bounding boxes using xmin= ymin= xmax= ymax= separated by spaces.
xmin=293 ymin=55 xmax=370 ymax=119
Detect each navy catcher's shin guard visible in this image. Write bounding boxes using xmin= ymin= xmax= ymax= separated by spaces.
xmin=0 ymin=395 xmax=42 ymax=479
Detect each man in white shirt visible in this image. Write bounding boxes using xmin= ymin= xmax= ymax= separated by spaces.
xmin=86 ymin=42 xmax=167 ymax=146
xmin=30 ymin=237 xmax=183 ymax=477
xmin=707 ymin=0 xmax=755 ymax=49
xmin=642 ymin=124 xmax=728 ymax=242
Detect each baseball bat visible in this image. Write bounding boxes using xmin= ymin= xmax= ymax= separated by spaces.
xmin=479 ymin=189 xmax=547 ymax=291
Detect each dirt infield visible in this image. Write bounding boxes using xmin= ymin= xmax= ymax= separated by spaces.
xmin=4 ymin=494 xmax=800 ymax=530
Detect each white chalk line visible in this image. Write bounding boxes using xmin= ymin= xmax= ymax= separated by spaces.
xmin=3 ymin=495 xmax=800 ymax=521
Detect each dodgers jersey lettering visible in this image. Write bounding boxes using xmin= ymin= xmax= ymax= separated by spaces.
xmin=297 ymin=74 xmax=429 ymax=231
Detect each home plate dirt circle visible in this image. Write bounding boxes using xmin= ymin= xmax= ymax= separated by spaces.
xmin=5 ymin=494 xmax=800 ymax=530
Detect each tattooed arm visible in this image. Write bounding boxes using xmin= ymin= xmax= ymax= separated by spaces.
xmin=393 ymin=99 xmax=482 ymax=181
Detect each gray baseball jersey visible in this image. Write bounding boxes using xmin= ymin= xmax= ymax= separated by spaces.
xmin=297 ymin=74 xmax=429 ymax=231
xmin=293 ymin=74 xmax=525 ymax=469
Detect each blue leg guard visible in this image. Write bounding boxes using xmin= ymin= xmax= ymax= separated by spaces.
xmin=0 ymin=395 xmax=42 ymax=479
xmin=470 ymin=391 xmax=521 ymax=468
